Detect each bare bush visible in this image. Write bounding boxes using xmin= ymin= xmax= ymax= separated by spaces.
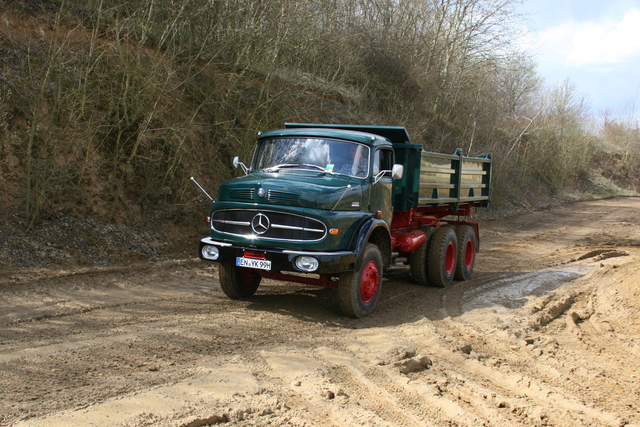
xmin=0 ymin=0 xmax=617 ymax=228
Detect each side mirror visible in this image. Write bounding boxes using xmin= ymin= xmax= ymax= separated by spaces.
xmin=392 ymin=164 xmax=403 ymax=179
xmin=232 ymin=156 xmax=248 ymax=175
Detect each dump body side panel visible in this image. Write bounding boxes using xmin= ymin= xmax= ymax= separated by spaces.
xmin=392 ymin=145 xmax=492 ymax=213
xmin=418 ymin=151 xmax=491 ymax=209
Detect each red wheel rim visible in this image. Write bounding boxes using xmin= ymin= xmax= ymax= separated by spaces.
xmin=360 ymin=260 xmax=380 ymax=303
xmin=464 ymin=238 xmax=475 ymax=269
xmin=239 ymin=267 xmax=258 ymax=284
xmin=445 ymin=241 xmax=456 ymax=275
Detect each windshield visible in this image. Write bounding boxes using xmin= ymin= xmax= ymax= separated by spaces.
xmin=253 ymin=137 xmax=369 ymax=178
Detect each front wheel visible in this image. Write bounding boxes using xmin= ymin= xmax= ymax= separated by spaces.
xmin=338 ymin=244 xmax=383 ymax=318
xmin=218 ymin=264 xmax=262 ymax=299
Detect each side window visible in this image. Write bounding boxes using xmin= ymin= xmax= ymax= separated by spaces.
xmin=373 ymin=149 xmax=394 ymax=176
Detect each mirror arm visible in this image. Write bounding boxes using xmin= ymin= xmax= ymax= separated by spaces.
xmin=373 ymin=164 xmax=403 ymax=184
xmin=373 ymin=170 xmax=386 ymax=184
xmin=233 ymin=156 xmax=249 ymax=175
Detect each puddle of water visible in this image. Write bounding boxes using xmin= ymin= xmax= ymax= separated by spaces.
xmin=462 ymin=266 xmax=592 ymax=312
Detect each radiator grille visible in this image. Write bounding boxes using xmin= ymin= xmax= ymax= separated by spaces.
xmin=211 ymin=209 xmax=326 ymax=242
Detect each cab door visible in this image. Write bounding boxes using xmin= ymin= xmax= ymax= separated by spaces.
xmin=368 ymin=148 xmax=395 ymax=225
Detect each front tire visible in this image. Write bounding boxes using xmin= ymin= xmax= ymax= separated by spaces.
xmin=218 ymin=264 xmax=262 ymax=299
xmin=428 ymin=226 xmax=457 ymax=288
xmin=338 ymin=244 xmax=383 ymax=318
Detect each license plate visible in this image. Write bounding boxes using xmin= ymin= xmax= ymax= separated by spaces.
xmin=236 ymin=257 xmax=272 ymax=270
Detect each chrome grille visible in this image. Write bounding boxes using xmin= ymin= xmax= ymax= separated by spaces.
xmin=211 ymin=209 xmax=326 ymax=242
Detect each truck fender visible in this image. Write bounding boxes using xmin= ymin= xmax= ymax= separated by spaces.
xmin=348 ymin=216 xmax=391 ymax=271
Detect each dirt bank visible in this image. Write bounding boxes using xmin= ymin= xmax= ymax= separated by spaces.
xmin=1 ymin=198 xmax=639 ymax=427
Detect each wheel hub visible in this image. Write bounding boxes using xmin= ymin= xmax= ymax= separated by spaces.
xmin=445 ymin=241 xmax=456 ymax=275
xmin=360 ymin=261 xmax=380 ymax=303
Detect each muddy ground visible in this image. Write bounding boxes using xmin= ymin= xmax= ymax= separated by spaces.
xmin=1 ymin=197 xmax=639 ymax=427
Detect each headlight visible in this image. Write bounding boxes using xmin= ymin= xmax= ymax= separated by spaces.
xmin=294 ymin=256 xmax=319 ymax=272
xmin=201 ymin=245 xmax=220 ymax=260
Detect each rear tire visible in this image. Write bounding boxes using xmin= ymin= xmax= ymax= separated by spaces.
xmin=428 ymin=226 xmax=457 ymax=288
xmin=338 ymin=244 xmax=383 ymax=318
xmin=409 ymin=226 xmax=434 ymax=286
xmin=454 ymin=225 xmax=476 ymax=281
xmin=218 ymin=264 xmax=262 ymax=299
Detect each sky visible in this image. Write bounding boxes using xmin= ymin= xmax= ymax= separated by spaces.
xmin=519 ymin=0 xmax=640 ymax=118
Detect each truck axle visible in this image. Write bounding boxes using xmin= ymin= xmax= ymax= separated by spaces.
xmin=256 ymin=269 xmax=339 ymax=289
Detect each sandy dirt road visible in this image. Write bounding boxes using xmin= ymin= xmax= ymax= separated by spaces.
xmin=1 ymin=198 xmax=639 ymax=427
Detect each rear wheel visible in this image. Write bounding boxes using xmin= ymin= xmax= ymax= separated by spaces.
xmin=409 ymin=226 xmax=434 ymax=286
xmin=428 ymin=226 xmax=457 ymax=288
xmin=454 ymin=225 xmax=476 ymax=281
xmin=218 ymin=264 xmax=262 ymax=299
xmin=338 ymin=244 xmax=383 ymax=318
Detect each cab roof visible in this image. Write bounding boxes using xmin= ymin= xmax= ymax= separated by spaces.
xmin=258 ymin=123 xmax=412 ymax=147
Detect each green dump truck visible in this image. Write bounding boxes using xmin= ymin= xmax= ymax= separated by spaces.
xmin=199 ymin=123 xmax=491 ymax=317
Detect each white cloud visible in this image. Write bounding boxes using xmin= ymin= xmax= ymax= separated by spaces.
xmin=538 ymin=8 xmax=640 ymax=67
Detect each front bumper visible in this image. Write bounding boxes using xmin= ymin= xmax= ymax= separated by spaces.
xmin=199 ymin=238 xmax=356 ymax=275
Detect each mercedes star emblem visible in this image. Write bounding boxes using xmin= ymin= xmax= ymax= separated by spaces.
xmin=251 ymin=213 xmax=270 ymax=235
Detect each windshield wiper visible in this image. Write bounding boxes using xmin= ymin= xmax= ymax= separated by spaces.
xmin=266 ymin=163 xmax=331 ymax=173
xmin=265 ymin=163 xmax=336 ymax=175
xmin=302 ymin=164 xmax=331 ymax=172
xmin=265 ymin=163 xmax=300 ymax=171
